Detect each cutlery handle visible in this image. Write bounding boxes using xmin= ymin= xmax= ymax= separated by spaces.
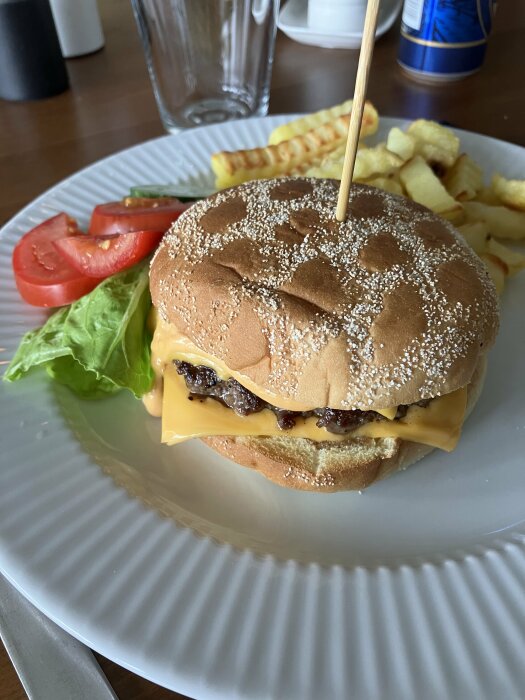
xmin=0 ymin=574 xmax=118 ymax=700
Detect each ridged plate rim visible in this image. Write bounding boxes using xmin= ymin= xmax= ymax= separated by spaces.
xmin=0 ymin=115 xmax=524 ymax=700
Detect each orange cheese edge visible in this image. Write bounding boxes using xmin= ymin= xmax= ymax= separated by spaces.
xmin=150 ymin=316 xmax=399 ymax=418
xmin=161 ymin=365 xmax=467 ymax=452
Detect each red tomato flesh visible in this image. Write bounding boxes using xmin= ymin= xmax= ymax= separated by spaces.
xmin=12 ymin=213 xmax=103 ymax=307
xmin=88 ymin=197 xmax=189 ymax=235
xmin=54 ymin=230 xmax=164 ymax=278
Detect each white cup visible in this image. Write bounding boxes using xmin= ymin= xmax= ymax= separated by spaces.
xmin=308 ymin=0 xmax=401 ymax=35
xmin=308 ymin=0 xmax=366 ymax=33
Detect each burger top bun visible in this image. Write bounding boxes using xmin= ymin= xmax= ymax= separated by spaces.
xmin=150 ymin=177 xmax=499 ymax=411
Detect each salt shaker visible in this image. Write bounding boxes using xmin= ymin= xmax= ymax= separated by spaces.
xmin=49 ymin=0 xmax=104 ymax=58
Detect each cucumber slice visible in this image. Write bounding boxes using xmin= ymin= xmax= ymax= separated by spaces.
xmin=129 ymin=184 xmax=214 ymax=202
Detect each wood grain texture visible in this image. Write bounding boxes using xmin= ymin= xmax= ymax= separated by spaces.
xmin=1 ymin=0 xmax=524 ymax=697
xmin=1 ymin=0 xmax=524 ymax=226
xmin=0 ymin=646 xmax=27 ymax=700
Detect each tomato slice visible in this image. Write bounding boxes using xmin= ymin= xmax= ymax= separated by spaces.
xmin=12 ymin=213 xmax=104 ymax=307
xmin=54 ymin=230 xmax=163 ymax=278
xmin=88 ymin=197 xmax=189 ymax=235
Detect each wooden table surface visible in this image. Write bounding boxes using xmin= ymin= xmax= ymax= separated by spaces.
xmin=1 ymin=1 xmax=524 ymax=698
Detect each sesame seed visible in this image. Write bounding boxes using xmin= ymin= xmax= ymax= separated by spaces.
xmin=153 ymin=177 xmax=499 ymax=409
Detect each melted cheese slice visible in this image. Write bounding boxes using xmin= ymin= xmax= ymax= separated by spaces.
xmin=151 ymin=317 xmax=399 ymax=417
xmin=162 ymin=365 xmax=467 ymax=451
xmin=375 ymin=406 xmax=398 ymax=420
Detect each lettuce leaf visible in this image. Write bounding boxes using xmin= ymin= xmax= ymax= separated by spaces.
xmin=3 ymin=260 xmax=154 ymax=398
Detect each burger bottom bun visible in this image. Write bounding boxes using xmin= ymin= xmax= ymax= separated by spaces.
xmin=202 ymin=357 xmax=487 ymax=492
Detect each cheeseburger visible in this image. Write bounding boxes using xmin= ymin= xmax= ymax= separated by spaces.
xmin=145 ymin=177 xmax=499 ymax=492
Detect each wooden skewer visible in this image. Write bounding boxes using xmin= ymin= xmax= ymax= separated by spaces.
xmin=336 ymin=0 xmax=381 ymax=221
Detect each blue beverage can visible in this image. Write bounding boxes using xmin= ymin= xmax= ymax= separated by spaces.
xmin=398 ymin=0 xmax=497 ymax=83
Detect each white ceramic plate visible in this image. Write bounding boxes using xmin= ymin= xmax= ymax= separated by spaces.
xmin=1 ymin=116 xmax=525 ymax=700
xmin=278 ymin=0 xmax=402 ymax=49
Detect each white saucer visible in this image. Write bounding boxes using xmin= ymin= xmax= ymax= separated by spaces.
xmin=278 ymin=0 xmax=402 ymax=49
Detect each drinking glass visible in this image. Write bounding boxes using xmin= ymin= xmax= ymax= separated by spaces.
xmin=131 ymin=0 xmax=279 ymax=131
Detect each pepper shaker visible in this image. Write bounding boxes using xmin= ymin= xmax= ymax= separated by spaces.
xmin=0 ymin=0 xmax=69 ymax=101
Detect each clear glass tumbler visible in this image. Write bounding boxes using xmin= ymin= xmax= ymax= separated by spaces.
xmin=131 ymin=0 xmax=279 ymax=131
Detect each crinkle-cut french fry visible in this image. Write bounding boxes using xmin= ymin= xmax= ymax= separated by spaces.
xmin=399 ymin=155 xmax=463 ymax=221
xmin=305 ymin=162 xmax=345 ymax=180
xmin=309 ymin=143 xmax=347 ymax=173
xmin=306 ymin=144 xmax=402 ymax=182
xmin=286 ymin=146 xmax=344 ymax=177
xmin=353 ymin=144 xmax=403 ymax=181
xmin=211 ymin=102 xmax=378 ymax=189
xmin=463 ymin=201 xmax=525 ymax=240
xmin=456 ymin=222 xmax=490 ymax=254
xmin=443 ymin=154 xmax=483 ymax=201
xmin=407 ymin=119 xmax=460 ymax=169
xmin=288 ymin=155 xmax=326 ymax=176
xmin=481 ymin=254 xmax=506 ymax=295
xmin=307 ymin=142 xmax=365 ymax=175
xmin=486 ymin=237 xmax=525 ymax=276
xmin=363 ymin=176 xmax=404 ymax=196
xmin=386 ymin=127 xmax=415 ymax=162
xmin=492 ymin=173 xmax=525 ymax=211
xmin=269 ymin=100 xmax=352 ymax=144
xmin=268 ymin=100 xmax=378 ymax=145
xmin=473 ymin=186 xmax=501 ymax=205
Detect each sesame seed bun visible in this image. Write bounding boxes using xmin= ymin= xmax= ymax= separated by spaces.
xmin=150 ymin=177 xmax=499 ymax=412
